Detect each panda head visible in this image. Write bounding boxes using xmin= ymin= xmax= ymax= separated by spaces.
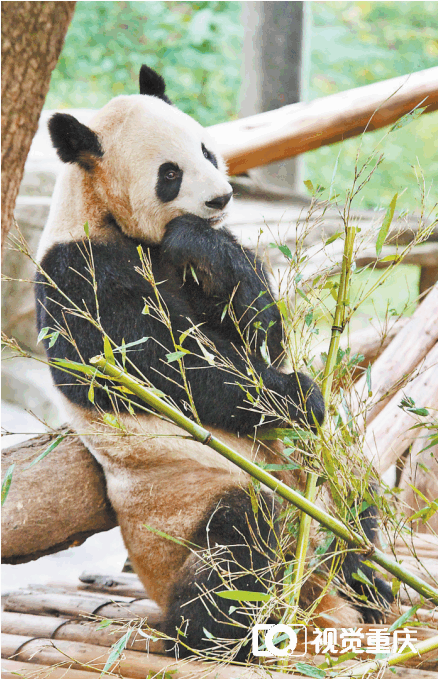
xmin=47 ymin=65 xmax=233 ymax=244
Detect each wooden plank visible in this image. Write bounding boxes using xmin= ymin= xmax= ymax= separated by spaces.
xmin=350 ymin=285 xmax=438 ymax=427
xmin=209 ymin=68 xmax=438 ymax=175
xmin=363 ymin=341 xmax=438 ymax=474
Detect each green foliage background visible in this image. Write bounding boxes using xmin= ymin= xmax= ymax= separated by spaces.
xmin=46 ymin=0 xmax=438 ymax=211
xmin=46 ymin=1 xmax=242 ymax=127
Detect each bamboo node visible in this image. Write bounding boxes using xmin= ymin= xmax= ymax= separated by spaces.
xmin=362 ymin=542 xmax=376 ymax=558
xmin=201 ymin=432 xmax=213 ymax=445
xmin=332 ymin=325 xmax=344 ymax=333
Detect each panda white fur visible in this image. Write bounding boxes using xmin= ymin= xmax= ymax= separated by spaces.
xmin=35 ymin=65 xmax=392 ymax=659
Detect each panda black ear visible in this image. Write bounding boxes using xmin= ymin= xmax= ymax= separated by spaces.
xmin=48 ymin=113 xmax=104 ymax=171
xmin=139 ymin=65 xmax=172 ymax=104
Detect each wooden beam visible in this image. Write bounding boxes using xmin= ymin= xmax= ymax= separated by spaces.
xmin=208 ymin=68 xmax=438 ymax=175
xmin=1 ymin=431 xmax=117 ymax=564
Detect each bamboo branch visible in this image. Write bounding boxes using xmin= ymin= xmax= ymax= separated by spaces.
xmin=90 ymin=356 xmax=438 ymax=606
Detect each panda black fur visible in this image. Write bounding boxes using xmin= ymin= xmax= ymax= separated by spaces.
xmin=35 ymin=65 xmax=392 ymax=658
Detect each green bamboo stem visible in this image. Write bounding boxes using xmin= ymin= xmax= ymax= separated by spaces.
xmin=283 ymin=221 xmax=357 ymax=626
xmin=333 ymin=633 xmax=438 ymax=678
xmin=90 ymin=355 xmax=438 ymax=606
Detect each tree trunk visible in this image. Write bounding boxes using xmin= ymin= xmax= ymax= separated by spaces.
xmin=1 ymin=0 xmax=76 ymax=254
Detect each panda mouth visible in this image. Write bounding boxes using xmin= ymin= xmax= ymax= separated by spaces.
xmin=207 ymin=213 xmax=226 ymax=226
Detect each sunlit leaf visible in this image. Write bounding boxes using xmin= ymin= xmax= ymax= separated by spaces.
xmin=1 ymin=464 xmax=15 ymax=506
xmin=376 ymin=193 xmax=397 ymax=256
xmin=216 ymin=589 xmax=270 ymax=602
xmin=25 ymin=435 xmax=66 ymax=469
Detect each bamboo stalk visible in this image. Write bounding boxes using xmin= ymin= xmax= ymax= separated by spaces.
xmin=90 ymin=356 xmax=438 ymax=606
xmin=1 ymin=659 xmax=101 ymax=679
xmin=332 ymin=633 xmax=438 ymax=678
xmin=284 ymin=211 xmax=358 ymax=619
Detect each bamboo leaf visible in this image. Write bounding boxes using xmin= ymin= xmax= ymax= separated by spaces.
xmin=53 ymin=359 xmax=101 ymax=377
xmin=376 ymin=194 xmax=397 ymax=256
xmin=103 ymin=335 xmax=115 ymax=364
xmin=1 ymin=464 xmax=15 ymax=506
xmin=37 ymin=327 xmax=50 ymax=344
xmin=303 ymin=179 xmax=314 ymax=195
xmin=295 ymin=663 xmax=326 ymax=678
xmin=216 ymin=589 xmax=270 ymax=602
xmin=102 ymin=413 xmax=123 ymax=429
xmin=388 ymin=603 xmax=421 ymax=632
xmin=143 ymin=523 xmax=186 ymax=546
xmin=114 ymin=337 xmax=149 ymax=353
xmin=325 ymin=231 xmax=343 ymax=245
xmin=101 ymin=630 xmax=132 ymax=675
xmin=166 ymin=349 xmax=188 ymax=363
xmin=366 ymin=364 xmax=372 ymax=397
xmin=24 ymin=435 xmax=66 ymax=469
xmin=48 ymin=331 xmax=60 ymax=348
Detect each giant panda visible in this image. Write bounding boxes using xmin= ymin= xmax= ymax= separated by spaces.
xmin=35 ymin=65 xmax=393 ymax=660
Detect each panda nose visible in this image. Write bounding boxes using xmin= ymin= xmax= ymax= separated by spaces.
xmin=205 ymin=191 xmax=233 ymax=210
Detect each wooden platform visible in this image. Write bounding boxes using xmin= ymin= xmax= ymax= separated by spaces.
xmin=2 ymin=556 xmax=438 ymax=679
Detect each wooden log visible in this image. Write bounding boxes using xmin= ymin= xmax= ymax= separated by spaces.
xmin=1 ymin=612 xmax=166 ymax=654
xmin=399 ymin=431 xmax=438 ymax=534
xmin=363 ymin=341 xmax=438 ymax=474
xmin=210 ymin=68 xmax=438 ymax=175
xmin=2 ymin=631 xmax=438 ymax=673
xmin=1 ymin=431 xmax=117 ymax=564
xmin=350 ymin=285 xmax=438 ymax=427
xmin=394 ymin=533 xmax=438 ymax=557
xmin=3 ymin=661 xmax=438 ymax=679
xmin=1 ymin=660 xmax=102 ymax=679
xmin=1 ymin=635 xmax=307 ymax=679
xmin=2 ymin=589 xmax=162 ymax=626
xmin=78 ymin=571 xmax=146 ymax=598
xmin=2 ymin=613 xmax=437 ymax=664
xmin=314 ymin=317 xmax=409 ymax=377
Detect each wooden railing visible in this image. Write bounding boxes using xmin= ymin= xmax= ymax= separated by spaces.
xmin=208 ymin=67 xmax=438 ymax=175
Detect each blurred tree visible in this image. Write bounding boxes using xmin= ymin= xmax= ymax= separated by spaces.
xmin=1 ymin=1 xmax=76 ymax=254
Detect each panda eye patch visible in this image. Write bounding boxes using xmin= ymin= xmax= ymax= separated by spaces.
xmin=156 ymin=162 xmax=183 ymax=203
xmin=201 ymin=143 xmax=218 ymax=169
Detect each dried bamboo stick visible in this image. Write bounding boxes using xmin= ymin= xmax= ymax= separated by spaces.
xmin=363 ymin=341 xmax=438 ymax=474
xmin=350 ymin=285 xmax=438 ymax=427
xmin=210 ymin=68 xmax=438 ymax=175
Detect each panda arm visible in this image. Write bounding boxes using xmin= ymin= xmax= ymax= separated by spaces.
xmin=37 ymin=241 xmax=323 ymax=434
xmin=162 ymin=214 xmax=283 ymax=361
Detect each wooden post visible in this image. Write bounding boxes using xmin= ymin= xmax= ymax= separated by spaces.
xmin=239 ymin=1 xmax=309 ymax=195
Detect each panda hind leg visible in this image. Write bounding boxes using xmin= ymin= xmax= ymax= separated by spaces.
xmin=162 ymin=487 xmax=279 ymax=661
xmin=337 ymin=504 xmax=394 ymax=623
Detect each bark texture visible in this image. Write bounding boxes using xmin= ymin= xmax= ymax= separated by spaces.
xmin=1 ymin=1 xmax=76 ymax=253
xmin=1 ymin=431 xmax=117 ymax=564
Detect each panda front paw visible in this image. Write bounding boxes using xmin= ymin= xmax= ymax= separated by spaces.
xmin=162 ymin=214 xmax=212 ymax=269
xmin=286 ymin=372 xmax=325 ymax=428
